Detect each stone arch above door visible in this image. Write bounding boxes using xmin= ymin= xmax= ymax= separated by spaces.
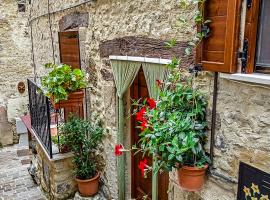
xmin=59 ymin=12 xmax=88 ymax=31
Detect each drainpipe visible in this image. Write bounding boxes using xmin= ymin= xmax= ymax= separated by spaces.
xmin=210 ymin=72 xmax=218 ymax=164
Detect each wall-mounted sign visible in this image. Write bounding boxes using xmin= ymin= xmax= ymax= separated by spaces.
xmin=237 ymin=162 xmax=270 ymax=200
xmin=18 ymin=82 xmax=25 ymax=94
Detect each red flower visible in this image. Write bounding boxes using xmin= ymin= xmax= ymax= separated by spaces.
xmin=138 ymin=159 xmax=148 ymax=178
xmin=147 ymin=98 xmax=156 ymax=109
xmin=136 ymin=107 xmax=146 ymax=122
xmin=114 ymin=144 xmax=124 ymax=156
xmin=141 ymin=119 xmax=148 ymax=131
xmin=156 ymin=79 xmax=162 ymax=87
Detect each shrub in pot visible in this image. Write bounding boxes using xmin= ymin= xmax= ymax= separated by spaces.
xmin=132 ymin=68 xmax=210 ymax=191
xmin=41 ymin=63 xmax=87 ymax=106
xmin=60 ymin=116 xmax=104 ymax=197
xmin=51 ymin=135 xmax=70 ymax=153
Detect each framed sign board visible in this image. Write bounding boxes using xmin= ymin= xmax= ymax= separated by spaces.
xmin=237 ymin=162 xmax=270 ymax=200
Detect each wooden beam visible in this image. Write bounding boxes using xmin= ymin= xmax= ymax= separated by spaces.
xmin=100 ymin=36 xmax=192 ymax=64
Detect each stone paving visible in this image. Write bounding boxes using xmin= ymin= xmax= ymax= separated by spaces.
xmin=0 ymin=145 xmax=46 ymax=200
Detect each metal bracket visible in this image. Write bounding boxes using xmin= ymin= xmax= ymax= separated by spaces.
xmin=238 ymin=38 xmax=249 ymax=73
xmin=247 ymin=0 xmax=252 ymax=8
xmin=201 ymin=24 xmax=211 ymax=38
xmin=189 ymin=64 xmax=202 ymax=76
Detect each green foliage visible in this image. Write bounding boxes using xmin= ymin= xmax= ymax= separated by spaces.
xmin=51 ymin=135 xmax=65 ymax=146
xmin=60 ymin=117 xmax=104 ymax=180
xmin=41 ymin=63 xmax=87 ymax=103
xmin=164 ymin=39 xmax=177 ymax=48
xmin=178 ymin=0 xmax=211 ymax=56
xmin=134 ymin=70 xmax=210 ymax=173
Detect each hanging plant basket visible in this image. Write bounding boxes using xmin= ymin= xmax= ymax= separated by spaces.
xmin=177 ymin=165 xmax=208 ymax=191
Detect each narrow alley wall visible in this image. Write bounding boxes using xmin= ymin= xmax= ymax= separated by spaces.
xmin=29 ymin=0 xmax=270 ymax=199
xmin=0 ymin=1 xmax=32 ymax=145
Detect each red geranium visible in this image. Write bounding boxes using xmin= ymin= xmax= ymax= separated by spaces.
xmin=138 ymin=159 xmax=148 ymax=178
xmin=141 ymin=119 xmax=148 ymax=131
xmin=156 ymin=79 xmax=162 ymax=87
xmin=147 ymin=98 xmax=156 ymax=109
xmin=136 ymin=107 xmax=146 ymax=122
xmin=114 ymin=144 xmax=124 ymax=156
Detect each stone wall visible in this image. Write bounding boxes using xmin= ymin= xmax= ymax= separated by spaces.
xmin=0 ymin=0 xmax=32 ymax=145
xmin=36 ymin=142 xmax=77 ymax=199
xmin=29 ymin=0 xmax=270 ymax=199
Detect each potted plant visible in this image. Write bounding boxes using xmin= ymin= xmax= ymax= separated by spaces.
xmin=41 ymin=63 xmax=87 ymax=108
xmin=131 ymin=68 xmax=210 ymax=191
xmin=60 ymin=116 xmax=104 ymax=197
xmin=51 ymin=135 xmax=70 ymax=153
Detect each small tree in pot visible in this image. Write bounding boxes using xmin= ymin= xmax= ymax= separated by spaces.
xmin=132 ymin=68 xmax=210 ymax=191
xmin=60 ymin=116 xmax=104 ymax=197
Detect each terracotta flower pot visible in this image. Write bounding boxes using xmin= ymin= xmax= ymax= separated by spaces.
xmin=76 ymin=172 xmax=100 ymax=197
xmin=51 ymin=90 xmax=84 ymax=110
xmin=178 ymin=165 xmax=208 ymax=191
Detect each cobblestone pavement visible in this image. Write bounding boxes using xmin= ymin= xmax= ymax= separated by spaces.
xmin=0 ymin=145 xmax=46 ymax=200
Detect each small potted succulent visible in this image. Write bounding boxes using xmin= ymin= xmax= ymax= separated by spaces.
xmin=41 ymin=63 xmax=87 ymax=109
xmin=60 ymin=116 xmax=104 ymax=197
xmin=130 ymin=68 xmax=210 ymax=191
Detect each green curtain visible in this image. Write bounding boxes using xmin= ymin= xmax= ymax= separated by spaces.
xmin=142 ymin=62 xmax=169 ymax=100
xmin=111 ymin=60 xmax=141 ymax=200
xmin=142 ymin=62 xmax=169 ymax=200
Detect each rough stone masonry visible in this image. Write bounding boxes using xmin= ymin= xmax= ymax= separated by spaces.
xmin=29 ymin=0 xmax=270 ymax=199
xmin=0 ymin=1 xmax=32 ymax=145
xmin=1 ymin=0 xmax=269 ymax=199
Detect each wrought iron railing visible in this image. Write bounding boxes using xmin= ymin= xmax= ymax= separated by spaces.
xmin=27 ymin=79 xmax=53 ymax=158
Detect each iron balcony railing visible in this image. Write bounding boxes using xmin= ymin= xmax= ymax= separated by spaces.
xmin=28 ymin=78 xmax=53 ymax=158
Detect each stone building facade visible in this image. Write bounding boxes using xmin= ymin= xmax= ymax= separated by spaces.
xmin=0 ymin=0 xmax=32 ymax=145
xmin=13 ymin=0 xmax=270 ymax=199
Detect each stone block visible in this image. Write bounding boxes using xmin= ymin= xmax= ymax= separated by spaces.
xmin=59 ymin=12 xmax=89 ymax=31
xmin=0 ymin=106 xmax=13 ymax=145
xmin=7 ymin=97 xmax=28 ymax=122
xmin=15 ymin=117 xmax=27 ymax=134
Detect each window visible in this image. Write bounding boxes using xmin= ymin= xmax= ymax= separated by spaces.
xmin=198 ymin=0 xmax=270 ymax=75
xmin=18 ymin=4 xmax=26 ymax=12
xmin=197 ymin=0 xmax=242 ymax=73
xmin=255 ymin=0 xmax=270 ymax=73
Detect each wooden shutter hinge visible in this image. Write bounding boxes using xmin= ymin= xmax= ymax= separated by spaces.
xmin=238 ymin=38 xmax=249 ymax=73
xmin=189 ymin=64 xmax=202 ymax=76
xmin=247 ymin=0 xmax=252 ymax=8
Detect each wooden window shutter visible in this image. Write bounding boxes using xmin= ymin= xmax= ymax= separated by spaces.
xmin=59 ymin=31 xmax=81 ymax=69
xmin=244 ymin=0 xmax=260 ymax=73
xmin=198 ymin=0 xmax=242 ymax=73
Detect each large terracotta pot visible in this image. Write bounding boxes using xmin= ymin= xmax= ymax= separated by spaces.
xmin=51 ymin=90 xmax=84 ymax=121
xmin=178 ymin=165 xmax=208 ymax=191
xmin=76 ymin=172 xmax=100 ymax=197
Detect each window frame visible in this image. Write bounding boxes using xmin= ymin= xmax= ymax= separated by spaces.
xmin=244 ymin=0 xmax=270 ymax=74
xmin=254 ymin=0 xmax=270 ymax=72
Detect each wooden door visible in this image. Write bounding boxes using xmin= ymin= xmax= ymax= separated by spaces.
xmin=130 ymin=68 xmax=169 ymax=200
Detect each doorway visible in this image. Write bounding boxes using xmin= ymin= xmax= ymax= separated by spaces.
xmin=130 ymin=67 xmax=169 ymax=200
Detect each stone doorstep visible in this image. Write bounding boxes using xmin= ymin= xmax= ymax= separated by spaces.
xmin=74 ymin=192 xmax=107 ymax=200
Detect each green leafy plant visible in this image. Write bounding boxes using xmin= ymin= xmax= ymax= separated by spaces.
xmin=171 ymin=0 xmax=211 ymax=56
xmin=133 ymin=67 xmax=210 ymax=174
xmin=60 ymin=116 xmax=104 ymax=180
xmin=41 ymin=63 xmax=87 ymax=103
